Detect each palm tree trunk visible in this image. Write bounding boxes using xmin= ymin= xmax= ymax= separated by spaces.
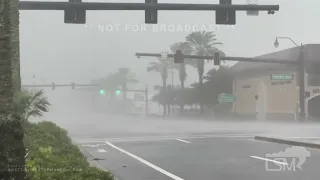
xmin=199 ymin=75 xmax=204 ymax=114
xmin=11 ymin=0 xmax=20 ymax=92
xmin=180 ymin=81 xmax=185 ymax=114
xmin=0 ymin=1 xmax=26 ymax=180
xmin=167 ymin=101 xmax=171 ymax=116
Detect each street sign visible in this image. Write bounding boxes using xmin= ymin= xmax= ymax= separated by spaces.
xmin=216 ymin=0 xmax=236 ymax=25
xmin=64 ymin=0 xmax=86 ymax=24
xmin=270 ymin=74 xmax=293 ymax=80
xmin=161 ymin=52 xmax=168 ymax=60
xmin=218 ymin=93 xmax=236 ymax=103
xmin=246 ymin=0 xmax=259 ymax=16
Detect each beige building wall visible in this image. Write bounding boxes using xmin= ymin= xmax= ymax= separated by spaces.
xmin=267 ymin=72 xmax=298 ymax=114
xmin=233 ymin=70 xmax=298 ymax=117
xmin=234 ymin=74 xmax=269 ymax=115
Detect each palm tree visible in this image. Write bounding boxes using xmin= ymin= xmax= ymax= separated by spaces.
xmin=147 ymin=58 xmax=169 ymax=116
xmin=13 ymin=89 xmax=51 ymax=123
xmin=170 ymin=42 xmax=192 ymax=114
xmin=0 ymin=1 xmax=26 ymax=179
xmin=185 ymin=31 xmax=225 ymax=114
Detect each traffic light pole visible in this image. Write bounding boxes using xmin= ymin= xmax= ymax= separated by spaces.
xmin=298 ymin=44 xmax=306 ymax=121
xmin=19 ymin=1 xmax=279 ymax=11
xmin=21 ymin=83 xmax=100 ymax=88
xmin=145 ymin=85 xmax=149 ymax=117
xmin=136 ymin=52 xmax=309 ymax=121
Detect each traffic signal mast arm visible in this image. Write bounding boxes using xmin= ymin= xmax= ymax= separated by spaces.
xmin=19 ymin=1 xmax=279 ymax=11
xmin=22 ymin=84 xmax=100 ymax=88
xmin=136 ymin=53 xmax=297 ymax=65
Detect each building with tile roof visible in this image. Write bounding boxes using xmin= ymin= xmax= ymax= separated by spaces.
xmin=230 ymin=44 xmax=320 ymax=121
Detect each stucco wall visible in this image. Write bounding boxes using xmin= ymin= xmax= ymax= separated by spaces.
xmin=233 ymin=70 xmax=298 ymax=116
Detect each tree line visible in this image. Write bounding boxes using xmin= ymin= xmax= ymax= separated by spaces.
xmin=147 ymin=31 xmax=233 ymax=116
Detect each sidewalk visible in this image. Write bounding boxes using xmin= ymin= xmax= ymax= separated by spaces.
xmin=254 ymin=136 xmax=320 ymax=149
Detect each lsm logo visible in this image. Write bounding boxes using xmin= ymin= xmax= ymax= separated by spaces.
xmin=264 ymin=146 xmax=311 ymax=172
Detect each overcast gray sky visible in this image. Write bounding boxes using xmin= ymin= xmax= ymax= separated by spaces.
xmin=20 ymin=0 xmax=320 ymax=118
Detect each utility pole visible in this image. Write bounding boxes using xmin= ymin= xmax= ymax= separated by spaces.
xmin=171 ymin=68 xmax=174 ymax=114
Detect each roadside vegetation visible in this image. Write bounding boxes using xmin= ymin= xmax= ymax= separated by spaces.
xmin=16 ymin=89 xmax=114 ymax=180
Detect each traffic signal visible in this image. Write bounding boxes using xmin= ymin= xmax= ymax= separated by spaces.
xmin=145 ymin=0 xmax=158 ymax=24
xmin=115 ymin=90 xmax=121 ymax=95
xmin=52 ymin=82 xmax=55 ymax=90
xmin=71 ymin=82 xmax=75 ymax=89
xmin=214 ymin=52 xmax=220 ymax=66
xmin=216 ymin=0 xmax=236 ymax=25
xmin=100 ymin=89 xmax=105 ymax=95
xmin=64 ymin=0 xmax=86 ymax=24
xmin=174 ymin=50 xmax=184 ymax=64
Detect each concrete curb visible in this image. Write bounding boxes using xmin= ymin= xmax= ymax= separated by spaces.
xmin=254 ymin=136 xmax=320 ymax=149
xmin=78 ymin=146 xmax=119 ymax=180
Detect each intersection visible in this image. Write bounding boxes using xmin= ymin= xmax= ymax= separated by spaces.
xmin=65 ymin=115 xmax=320 ymax=180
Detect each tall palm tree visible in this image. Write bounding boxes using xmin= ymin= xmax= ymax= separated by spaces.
xmin=185 ymin=31 xmax=225 ymax=114
xmin=147 ymin=58 xmax=169 ymax=116
xmin=170 ymin=42 xmax=192 ymax=114
xmin=0 ymin=1 xmax=26 ymax=179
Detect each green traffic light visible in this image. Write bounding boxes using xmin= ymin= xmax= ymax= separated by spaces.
xmin=115 ymin=90 xmax=121 ymax=95
xmin=100 ymin=89 xmax=105 ymax=94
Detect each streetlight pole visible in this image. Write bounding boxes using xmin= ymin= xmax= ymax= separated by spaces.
xmin=274 ymin=37 xmax=305 ymax=121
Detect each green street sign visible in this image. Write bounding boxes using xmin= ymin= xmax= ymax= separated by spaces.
xmin=218 ymin=93 xmax=236 ymax=103
xmin=270 ymin=74 xmax=293 ymax=80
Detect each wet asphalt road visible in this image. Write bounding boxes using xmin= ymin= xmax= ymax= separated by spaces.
xmin=56 ymin=114 xmax=320 ymax=180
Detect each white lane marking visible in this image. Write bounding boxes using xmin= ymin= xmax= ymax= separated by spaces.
xmin=176 ymin=139 xmax=191 ymax=144
xmin=105 ymin=142 xmax=184 ymax=180
xmin=250 ymin=156 xmax=288 ymax=165
xmin=82 ymin=144 xmax=106 ymax=148
xmin=76 ymin=134 xmax=254 ymax=143
xmin=97 ymin=149 xmax=107 ymax=153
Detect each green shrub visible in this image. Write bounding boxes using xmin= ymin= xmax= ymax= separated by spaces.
xmin=24 ymin=121 xmax=114 ymax=180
